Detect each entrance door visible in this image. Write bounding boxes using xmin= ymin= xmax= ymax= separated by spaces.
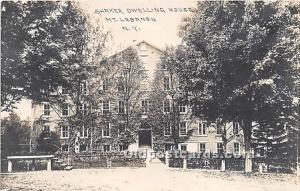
xmin=138 ymin=130 xmax=152 ymax=148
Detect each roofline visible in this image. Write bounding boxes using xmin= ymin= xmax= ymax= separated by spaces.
xmin=106 ymin=40 xmax=163 ymax=59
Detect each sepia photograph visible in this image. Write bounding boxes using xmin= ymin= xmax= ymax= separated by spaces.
xmin=0 ymin=0 xmax=299 ymax=190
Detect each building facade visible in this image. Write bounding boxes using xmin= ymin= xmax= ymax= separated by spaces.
xmin=31 ymin=41 xmax=245 ymax=156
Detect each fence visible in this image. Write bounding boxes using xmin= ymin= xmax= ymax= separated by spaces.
xmin=58 ymin=152 xmax=146 ymax=169
xmin=253 ymin=157 xmax=297 ymax=174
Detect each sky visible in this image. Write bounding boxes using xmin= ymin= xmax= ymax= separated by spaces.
xmin=1 ymin=0 xmax=197 ymax=120
xmin=79 ymin=0 xmax=197 ymax=51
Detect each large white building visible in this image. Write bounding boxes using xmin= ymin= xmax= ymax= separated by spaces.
xmin=30 ymin=41 xmax=245 ymax=156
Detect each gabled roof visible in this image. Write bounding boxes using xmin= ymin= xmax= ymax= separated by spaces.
xmin=134 ymin=40 xmax=163 ymax=52
xmin=107 ymin=40 xmax=162 ymax=59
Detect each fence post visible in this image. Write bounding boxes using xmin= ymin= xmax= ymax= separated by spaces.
xmin=47 ymin=159 xmax=52 ymax=171
xmin=221 ymin=159 xmax=225 ymax=171
xmin=165 ymin=151 xmax=169 ymax=168
xmin=259 ymin=163 xmax=263 ymax=174
xmin=183 ymin=158 xmax=187 ymax=169
xmin=8 ymin=160 xmax=12 ymax=173
xmin=106 ymin=157 xmax=111 ymax=168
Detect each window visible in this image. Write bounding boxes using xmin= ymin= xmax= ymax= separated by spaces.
xmin=117 ymin=78 xmax=124 ymax=92
xmin=61 ymin=126 xmax=69 ymax=138
xmin=164 ymin=124 xmax=171 ymax=136
xmin=43 ymin=103 xmax=50 ymax=116
xmin=141 ymin=82 xmax=148 ymax=91
xmin=216 ymin=125 xmax=222 ymax=135
xmin=180 ymin=144 xmax=187 ymax=151
xmin=118 ymin=101 xmax=125 ymax=114
xmin=62 ymin=103 xmax=69 ymax=116
xmin=80 ymin=126 xmax=88 ymax=138
xmin=199 ymin=143 xmax=206 ymax=152
xmin=102 ymin=100 xmax=110 ymax=113
xmin=233 ymin=122 xmax=239 ymax=135
xmin=198 ymin=123 xmax=207 ymax=136
xmin=43 ymin=125 xmax=50 ymax=132
xmin=217 ymin=143 xmax=224 ymax=154
xmin=80 ymin=81 xmax=87 ymax=95
xmin=62 ymin=85 xmax=68 ymax=95
xmin=79 ymin=103 xmax=88 ymax=115
xmin=102 ymin=78 xmax=108 ymax=91
xmin=102 ymin=123 xmax=110 ymax=137
xmin=165 ymin=144 xmax=174 ymax=151
xmin=179 ymin=121 xmax=187 ymax=136
xmin=179 ymin=103 xmax=187 ymax=113
xmin=119 ymin=145 xmax=128 ymax=151
xmin=163 ymin=77 xmax=170 ymax=90
xmin=61 ymin=144 xmax=69 ymax=152
xmin=234 ymin=142 xmax=240 ymax=154
xmin=80 ymin=144 xmax=87 ymax=152
xmin=163 ymin=100 xmax=171 ymax=113
xmin=141 ymin=100 xmax=148 ymax=113
xmin=103 ymin=145 xmax=110 ymax=152
xmin=118 ymin=123 xmax=125 ymax=136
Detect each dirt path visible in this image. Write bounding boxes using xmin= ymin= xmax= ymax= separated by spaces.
xmin=1 ymin=168 xmax=299 ymax=191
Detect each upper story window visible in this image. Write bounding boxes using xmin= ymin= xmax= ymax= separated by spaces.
xmin=164 ymin=124 xmax=171 ymax=136
xmin=80 ymin=126 xmax=88 ymax=138
xmin=179 ymin=121 xmax=187 ymax=136
xmin=119 ymin=144 xmax=128 ymax=151
xmin=198 ymin=123 xmax=207 ymax=136
xmin=216 ymin=124 xmax=222 ymax=135
xmin=102 ymin=78 xmax=109 ymax=91
xmin=118 ymin=100 xmax=125 ymax=114
xmin=217 ymin=143 xmax=224 ymax=154
xmin=234 ymin=142 xmax=240 ymax=154
xmin=62 ymin=103 xmax=69 ymax=116
xmin=163 ymin=100 xmax=171 ymax=113
xmin=62 ymin=85 xmax=68 ymax=95
xmin=103 ymin=145 xmax=111 ymax=152
xmin=79 ymin=103 xmax=88 ymax=115
xmin=80 ymin=81 xmax=87 ymax=95
xmin=43 ymin=103 xmax=50 ymax=116
xmin=163 ymin=77 xmax=170 ymax=91
xmin=141 ymin=100 xmax=149 ymax=113
xmin=102 ymin=100 xmax=110 ymax=113
xmin=199 ymin=143 xmax=206 ymax=153
xmin=102 ymin=123 xmax=110 ymax=137
xmin=179 ymin=103 xmax=187 ymax=113
xmin=118 ymin=123 xmax=125 ymax=137
xmin=117 ymin=78 xmax=124 ymax=92
xmin=233 ymin=122 xmax=239 ymax=135
xmin=61 ymin=126 xmax=69 ymax=138
xmin=43 ymin=125 xmax=50 ymax=132
xmin=180 ymin=144 xmax=187 ymax=151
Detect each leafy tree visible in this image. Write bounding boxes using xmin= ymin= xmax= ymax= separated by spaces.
xmin=88 ymin=47 xmax=148 ymax=151
xmin=1 ymin=1 xmax=89 ymax=111
xmin=176 ymin=1 xmax=299 ymax=172
xmin=149 ymin=48 xmax=192 ymax=151
xmin=36 ymin=131 xmax=60 ymax=154
xmin=1 ymin=113 xmax=31 ymax=157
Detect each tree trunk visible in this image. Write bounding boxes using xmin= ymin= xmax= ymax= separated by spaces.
xmin=243 ymin=120 xmax=253 ymax=173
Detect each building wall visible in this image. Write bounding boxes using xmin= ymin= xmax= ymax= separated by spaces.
xmin=31 ymin=41 xmax=245 ymax=155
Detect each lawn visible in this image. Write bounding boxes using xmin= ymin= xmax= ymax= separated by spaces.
xmin=1 ymin=167 xmax=299 ymax=191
